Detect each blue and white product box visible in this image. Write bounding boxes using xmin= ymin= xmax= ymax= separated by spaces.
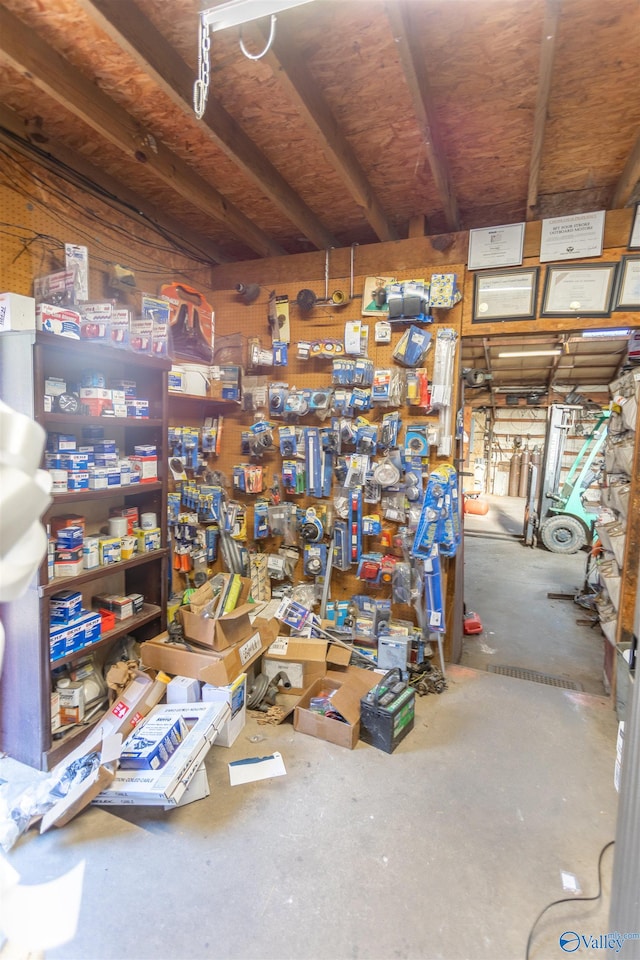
xmin=93 ymin=701 xmax=230 ymax=806
xmin=78 ymin=446 xmax=96 ymax=464
xmin=88 ymin=468 xmax=108 ymax=490
xmin=76 ymin=610 xmax=102 ymax=647
xmin=377 ymin=635 xmax=411 ymax=679
xmin=119 ymin=462 xmax=132 ymax=485
xmin=201 ymin=673 xmax=247 ymax=748
xmin=94 ymin=453 xmax=118 ymax=468
xmin=110 ymin=379 xmax=137 ymax=399
xmin=49 ymin=590 xmax=83 ymax=624
xmin=45 ymin=453 xmax=65 ymax=469
xmin=119 ymin=715 xmax=187 ymax=770
xmin=61 ymin=452 xmax=89 ymax=471
xmin=48 ymin=433 xmax=76 ymax=452
xmin=134 ymin=444 xmax=157 ymax=457
xmin=50 ymin=623 xmax=80 ymax=661
xmin=106 ymin=468 xmax=121 ymax=487
xmin=94 ymin=440 xmax=117 ymax=454
xmin=126 ymin=399 xmax=149 ymax=419
xmin=67 ymin=471 xmax=89 ymax=491
xmin=83 ymin=536 xmax=100 ymax=569
xmin=166 ymin=676 xmax=202 ymax=705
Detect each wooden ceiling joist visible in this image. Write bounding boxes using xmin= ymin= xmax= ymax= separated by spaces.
xmin=255 ymin=19 xmax=399 ymax=244
xmin=612 ymin=127 xmax=640 ymax=210
xmin=76 ymin=0 xmax=338 ymax=252
xmin=384 ymin=1 xmax=459 ymax=233
xmin=0 ymin=102 xmax=229 ymax=264
xmin=526 ymin=0 xmax=562 ymax=219
xmin=0 ymin=5 xmax=284 ymax=260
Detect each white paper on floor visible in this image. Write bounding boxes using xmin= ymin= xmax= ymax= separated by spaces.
xmin=228 ymin=751 xmax=286 ymax=786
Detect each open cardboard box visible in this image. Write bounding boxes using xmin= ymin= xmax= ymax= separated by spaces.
xmin=179 ymin=601 xmax=255 ymax=652
xmin=178 ymin=577 xmax=256 ymax=652
xmin=141 ymin=616 xmax=278 ymax=687
xmin=262 ymin=637 xmax=328 ymax=695
xmin=293 ymin=662 xmax=380 ymax=749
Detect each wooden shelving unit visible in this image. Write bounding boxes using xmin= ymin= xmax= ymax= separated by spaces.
xmin=0 ymin=331 xmax=171 ymax=770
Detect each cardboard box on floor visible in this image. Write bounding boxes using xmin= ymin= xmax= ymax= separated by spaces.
xmin=93 ymin=701 xmax=230 ymax=805
xmin=262 ymin=637 xmax=328 ymax=695
xmin=39 ymin=670 xmax=170 ymax=831
xmin=179 ymin=577 xmax=256 ymax=652
xmin=140 ymin=615 xmax=278 ymax=686
xmin=294 ymin=649 xmax=380 ymax=749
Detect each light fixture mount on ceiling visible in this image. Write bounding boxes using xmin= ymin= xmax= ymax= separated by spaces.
xmin=194 ymin=0 xmax=315 ymax=118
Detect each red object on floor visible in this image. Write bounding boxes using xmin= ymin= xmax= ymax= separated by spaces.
xmin=463 ymin=496 xmax=489 ymax=516
xmin=463 ymin=611 xmax=483 ymax=635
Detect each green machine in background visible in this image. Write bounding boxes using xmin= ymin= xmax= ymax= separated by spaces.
xmin=523 ymin=404 xmax=610 ymax=553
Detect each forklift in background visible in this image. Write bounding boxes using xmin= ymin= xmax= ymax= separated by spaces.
xmin=523 ymin=403 xmax=609 ymax=553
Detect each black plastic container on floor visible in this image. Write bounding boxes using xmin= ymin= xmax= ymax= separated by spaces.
xmin=359 ymin=668 xmax=416 ymax=754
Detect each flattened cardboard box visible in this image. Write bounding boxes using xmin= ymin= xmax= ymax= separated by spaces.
xmin=141 ymin=616 xmax=278 ymax=686
xmin=93 ymin=701 xmax=229 ymax=805
xmin=294 ymin=666 xmax=380 ymax=749
xmin=262 ymin=637 xmax=328 ymax=696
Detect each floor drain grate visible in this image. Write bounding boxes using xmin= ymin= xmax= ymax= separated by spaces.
xmin=487 ymin=665 xmax=582 ymax=691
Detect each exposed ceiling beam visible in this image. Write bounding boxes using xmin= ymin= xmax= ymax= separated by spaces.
xmin=526 ymin=0 xmax=562 ymax=219
xmin=0 ymin=103 xmax=229 ymax=265
xmin=0 ymin=5 xmax=284 ymax=259
xmin=612 ymin=127 xmax=640 ymax=209
xmin=384 ymin=1 xmax=459 ymax=233
xmin=76 ymin=0 xmax=338 ymax=251
xmin=253 ymin=19 xmax=399 ymax=243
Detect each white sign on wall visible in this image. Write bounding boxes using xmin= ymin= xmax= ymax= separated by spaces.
xmin=540 ymin=211 xmax=605 ymax=262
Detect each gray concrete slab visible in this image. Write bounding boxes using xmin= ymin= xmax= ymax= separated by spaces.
xmin=5 ymin=665 xmax=619 ymax=960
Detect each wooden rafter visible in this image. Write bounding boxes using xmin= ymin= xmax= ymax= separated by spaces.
xmin=527 ymin=0 xmax=562 ymax=219
xmin=0 ymin=103 xmax=229 ymax=265
xmin=384 ymin=1 xmax=459 ymax=233
xmin=612 ymin=127 xmax=640 ymax=210
xmin=76 ymin=0 xmax=338 ymax=251
xmin=0 ymin=5 xmax=284 ymax=259
xmin=254 ymin=19 xmax=399 ymax=243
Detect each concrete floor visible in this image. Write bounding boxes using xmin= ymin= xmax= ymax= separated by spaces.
xmin=1 ymin=494 xmax=621 ymax=960
xmin=462 ymin=495 xmax=605 ymax=696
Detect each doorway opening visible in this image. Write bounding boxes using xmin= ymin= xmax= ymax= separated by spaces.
xmin=458 ymin=327 xmax=635 ymax=696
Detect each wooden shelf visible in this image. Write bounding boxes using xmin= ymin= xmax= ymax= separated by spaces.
xmin=46 ymin=711 xmax=105 ymax=768
xmin=168 ymin=391 xmax=238 ymax=405
xmin=41 ymin=413 xmax=163 ymax=427
xmin=50 ymin=603 xmax=162 ymax=667
xmin=35 ymin=331 xmax=172 ymax=371
xmin=45 ymin=481 xmax=164 ymax=509
xmin=39 ymin=549 xmax=169 ymax=597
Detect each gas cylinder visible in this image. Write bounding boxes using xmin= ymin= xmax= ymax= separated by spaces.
xmin=508 ymin=451 xmax=522 ymax=497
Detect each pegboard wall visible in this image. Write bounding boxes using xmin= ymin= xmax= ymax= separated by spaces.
xmin=1 ymin=150 xmax=465 ymax=660
xmin=0 ymin=147 xmax=215 ymax=307
xmin=171 ymin=275 xmax=465 ymax=659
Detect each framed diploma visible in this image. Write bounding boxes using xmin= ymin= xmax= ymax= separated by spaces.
xmin=628 ymin=203 xmax=640 ymax=251
xmin=613 ymin=256 xmax=640 ymax=311
xmin=540 ymin=211 xmax=605 ymax=263
xmin=541 ymin=263 xmax=618 ymax=318
xmin=468 ymin=222 xmax=525 ymax=271
xmin=472 ymin=267 xmax=539 ymax=323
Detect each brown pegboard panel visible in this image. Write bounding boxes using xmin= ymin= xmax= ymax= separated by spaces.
xmin=0 ymin=152 xmax=215 ymax=302
xmin=171 ymin=272 xmax=464 ymax=657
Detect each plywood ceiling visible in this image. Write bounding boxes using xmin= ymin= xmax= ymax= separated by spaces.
xmin=0 ymin=0 xmax=639 ymax=265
